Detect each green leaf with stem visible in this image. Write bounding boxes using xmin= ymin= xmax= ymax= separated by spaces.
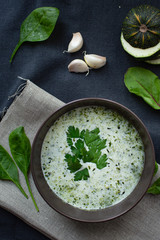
xmin=147 ymin=177 xmax=160 ymax=194
xmin=10 ymin=7 xmax=59 ymax=63
xmin=0 ymin=145 xmax=28 ymax=198
xmin=9 ymin=126 xmax=39 ymax=212
xmin=65 ymin=126 xmax=108 ymax=181
xmin=147 ymin=161 xmax=159 ymax=194
xmin=74 ymin=168 xmax=89 ymax=181
xmin=154 ymin=161 xmax=158 ymax=176
xmin=124 ymin=67 xmax=160 ymax=110
xmin=96 ymin=154 xmax=108 ymax=169
xmin=67 ymin=126 xmax=80 ymax=138
xmin=64 ymin=154 xmax=82 ymax=173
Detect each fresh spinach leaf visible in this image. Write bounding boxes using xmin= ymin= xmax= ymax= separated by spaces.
xmin=9 ymin=127 xmax=31 ymax=174
xmin=74 ymin=168 xmax=89 ymax=181
xmin=124 ymin=67 xmax=160 ymax=110
xmin=10 ymin=7 xmax=59 ymax=62
xmin=9 ymin=126 xmax=39 ymax=211
xmin=65 ymin=126 xmax=108 ymax=181
xmin=147 ymin=162 xmax=159 ymax=194
xmin=154 ymin=161 xmax=158 ymax=176
xmin=147 ymin=177 xmax=160 ymax=194
xmin=0 ymin=145 xmax=28 ymax=198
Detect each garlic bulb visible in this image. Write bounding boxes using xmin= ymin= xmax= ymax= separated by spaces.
xmin=68 ymin=59 xmax=89 ymax=73
xmin=67 ymin=32 xmax=83 ymax=53
xmin=84 ymin=53 xmax=106 ymax=69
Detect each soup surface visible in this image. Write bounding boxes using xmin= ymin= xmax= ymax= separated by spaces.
xmin=41 ymin=106 xmax=144 ymax=210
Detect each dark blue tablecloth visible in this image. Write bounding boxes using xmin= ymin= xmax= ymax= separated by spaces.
xmin=0 ymin=0 xmax=160 ymax=239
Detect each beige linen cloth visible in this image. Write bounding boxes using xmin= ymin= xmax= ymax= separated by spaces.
xmin=0 ymin=80 xmax=160 ymax=240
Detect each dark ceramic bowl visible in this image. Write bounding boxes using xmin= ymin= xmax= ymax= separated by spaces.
xmin=31 ymin=98 xmax=155 ymax=222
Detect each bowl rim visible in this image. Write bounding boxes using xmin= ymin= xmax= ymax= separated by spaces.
xmin=31 ymin=97 xmax=155 ymax=222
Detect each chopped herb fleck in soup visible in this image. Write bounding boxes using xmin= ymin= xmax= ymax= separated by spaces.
xmin=41 ymin=106 xmax=145 ymax=210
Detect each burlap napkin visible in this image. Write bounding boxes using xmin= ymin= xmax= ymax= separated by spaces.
xmin=0 ymin=80 xmax=160 ymax=240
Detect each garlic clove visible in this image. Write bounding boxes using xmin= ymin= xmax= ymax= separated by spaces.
xmin=84 ymin=54 xmax=106 ymax=69
xmin=67 ymin=32 xmax=83 ymax=53
xmin=68 ymin=59 xmax=89 ymax=73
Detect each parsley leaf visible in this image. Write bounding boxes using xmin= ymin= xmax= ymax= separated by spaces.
xmin=70 ymin=139 xmax=85 ymax=158
xmin=83 ymin=128 xmax=107 ymax=167
xmin=96 ymin=154 xmax=108 ymax=169
xmin=67 ymin=137 xmax=73 ymax=146
xmin=64 ymin=126 xmax=108 ymax=181
xmin=64 ymin=153 xmax=82 ymax=173
xmin=67 ymin=126 xmax=80 ymax=138
xmin=74 ymin=168 xmax=89 ymax=181
xmin=83 ymin=128 xmax=100 ymax=145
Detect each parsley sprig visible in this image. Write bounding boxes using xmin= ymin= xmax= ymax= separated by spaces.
xmin=64 ymin=126 xmax=108 ymax=181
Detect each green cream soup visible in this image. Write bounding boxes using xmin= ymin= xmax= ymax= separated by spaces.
xmin=41 ymin=106 xmax=145 ymax=210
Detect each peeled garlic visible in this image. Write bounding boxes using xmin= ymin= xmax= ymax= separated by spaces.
xmin=84 ymin=53 xmax=106 ymax=69
xmin=68 ymin=59 xmax=89 ymax=73
xmin=67 ymin=32 xmax=83 ymax=53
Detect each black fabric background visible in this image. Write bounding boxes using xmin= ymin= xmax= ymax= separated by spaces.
xmin=0 ymin=0 xmax=160 ymax=239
